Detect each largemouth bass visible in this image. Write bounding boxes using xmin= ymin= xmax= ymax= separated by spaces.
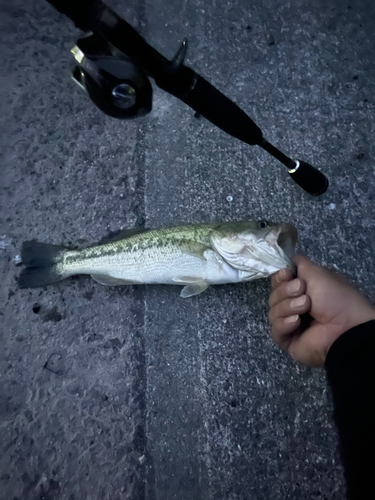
xmin=19 ymin=220 xmax=297 ymax=297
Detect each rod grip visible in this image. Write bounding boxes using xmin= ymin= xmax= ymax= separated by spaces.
xmin=289 ymin=160 xmax=329 ymax=196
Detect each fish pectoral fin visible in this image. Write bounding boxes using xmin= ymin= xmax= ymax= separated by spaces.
xmin=91 ymin=274 xmax=140 ymax=286
xmin=203 ymin=249 xmax=223 ymax=264
xmin=172 ymin=276 xmax=205 ymax=283
xmin=180 ymin=282 xmax=209 ymax=298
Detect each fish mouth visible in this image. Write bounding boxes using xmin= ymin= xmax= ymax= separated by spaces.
xmin=276 ymin=224 xmax=298 ymax=260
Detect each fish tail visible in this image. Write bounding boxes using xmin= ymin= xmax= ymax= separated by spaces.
xmin=19 ymin=241 xmax=68 ymax=288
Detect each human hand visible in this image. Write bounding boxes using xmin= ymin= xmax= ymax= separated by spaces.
xmin=268 ymin=255 xmax=375 ymax=367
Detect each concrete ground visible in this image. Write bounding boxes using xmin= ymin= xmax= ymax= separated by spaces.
xmin=1 ymin=0 xmax=375 ymax=498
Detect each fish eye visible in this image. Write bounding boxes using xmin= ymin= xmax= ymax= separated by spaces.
xmin=258 ymin=220 xmax=268 ymax=229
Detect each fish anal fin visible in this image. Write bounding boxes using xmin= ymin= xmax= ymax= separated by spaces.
xmin=180 ymin=282 xmax=208 ymax=298
xmin=98 ymin=228 xmax=150 ymax=245
xmin=91 ymin=274 xmax=141 ymax=286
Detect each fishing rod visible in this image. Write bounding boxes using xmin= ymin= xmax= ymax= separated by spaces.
xmin=46 ymin=0 xmax=329 ymax=196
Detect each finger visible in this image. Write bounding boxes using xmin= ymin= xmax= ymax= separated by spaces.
xmin=271 ymin=268 xmax=294 ymax=290
xmin=271 ymin=315 xmax=301 ymax=350
xmin=287 ymin=323 xmax=328 ymax=367
xmin=269 ymin=278 xmax=306 ymax=308
xmin=269 ymin=294 xmax=311 ymax=324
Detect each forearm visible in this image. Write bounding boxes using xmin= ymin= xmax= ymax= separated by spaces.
xmin=325 ymin=320 xmax=375 ymax=499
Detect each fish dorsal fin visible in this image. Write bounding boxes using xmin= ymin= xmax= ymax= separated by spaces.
xmin=91 ymin=274 xmax=141 ymax=286
xmin=98 ymin=227 xmax=150 ymax=245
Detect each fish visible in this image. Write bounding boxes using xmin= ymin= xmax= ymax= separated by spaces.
xmin=18 ymin=220 xmax=297 ymax=298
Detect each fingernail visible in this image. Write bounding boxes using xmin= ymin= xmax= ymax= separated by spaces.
xmin=290 ymin=296 xmax=307 ymax=309
xmin=284 ymin=315 xmax=299 ymax=325
xmin=286 ymin=279 xmax=301 ymax=294
xmin=276 ymin=269 xmax=286 ymax=283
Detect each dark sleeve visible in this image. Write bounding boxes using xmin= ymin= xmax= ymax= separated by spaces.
xmin=325 ymin=320 xmax=375 ymax=500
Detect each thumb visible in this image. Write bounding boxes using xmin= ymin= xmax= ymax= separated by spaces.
xmin=293 ymin=255 xmax=320 ymax=280
xmin=287 ymin=323 xmax=331 ymax=367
